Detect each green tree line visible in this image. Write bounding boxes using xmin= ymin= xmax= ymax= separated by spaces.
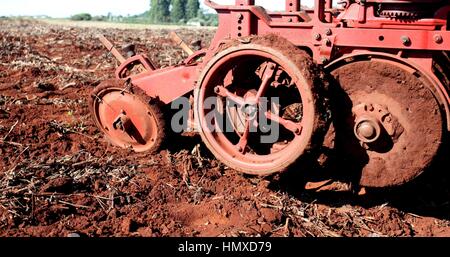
xmin=71 ymin=0 xmax=217 ymax=26
xmin=149 ymin=0 xmax=204 ymax=24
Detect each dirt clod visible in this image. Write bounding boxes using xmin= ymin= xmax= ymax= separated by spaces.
xmin=41 ymin=177 xmax=74 ymax=194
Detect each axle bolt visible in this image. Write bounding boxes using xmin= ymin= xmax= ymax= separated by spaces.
xmin=354 ymin=118 xmax=381 ymax=144
xmin=358 ymin=123 xmax=376 ymax=139
xmin=214 ymin=86 xmax=221 ymax=94
xmin=401 ymin=36 xmax=411 ymax=46
xmin=314 ymin=34 xmax=322 ymax=41
xmin=434 ymin=34 xmax=443 ymax=44
xmin=325 ymin=29 xmax=332 ymax=36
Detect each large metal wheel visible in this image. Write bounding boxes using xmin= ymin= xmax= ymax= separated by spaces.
xmin=327 ymin=58 xmax=444 ymax=187
xmin=195 ymin=36 xmax=329 ymax=175
xmin=89 ymin=79 xmax=165 ymax=153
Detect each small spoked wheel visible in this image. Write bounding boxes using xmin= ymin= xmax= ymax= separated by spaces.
xmin=89 ymin=79 xmax=165 ymax=153
xmin=195 ymin=36 xmax=328 ymax=175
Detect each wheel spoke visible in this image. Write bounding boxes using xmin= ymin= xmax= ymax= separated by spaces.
xmin=255 ymin=62 xmax=277 ymax=100
xmin=265 ymin=111 xmax=303 ymax=135
xmin=236 ymin=121 xmax=250 ymax=154
xmin=214 ymin=86 xmax=245 ymax=106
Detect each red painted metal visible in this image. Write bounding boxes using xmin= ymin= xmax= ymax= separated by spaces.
xmin=108 ymin=0 xmax=449 ymax=129
xmin=124 ymin=65 xmax=199 ymax=104
xmin=90 ymin=80 xmax=162 ymax=152
xmin=285 ymin=0 xmax=301 ymax=13
xmin=235 ymin=0 xmax=254 ymax=5
xmin=203 ymin=0 xmax=448 ymax=128
xmin=93 ymin=0 xmax=450 ymax=186
xmin=115 ymin=54 xmax=156 ymax=78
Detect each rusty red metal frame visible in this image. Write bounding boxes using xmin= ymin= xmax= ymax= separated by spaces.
xmin=113 ymin=0 xmax=450 ymax=129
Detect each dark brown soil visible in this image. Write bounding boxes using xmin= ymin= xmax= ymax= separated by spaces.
xmin=0 ymin=18 xmax=449 ymax=237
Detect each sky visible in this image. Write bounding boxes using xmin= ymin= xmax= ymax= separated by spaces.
xmin=0 ymin=0 xmax=315 ymax=18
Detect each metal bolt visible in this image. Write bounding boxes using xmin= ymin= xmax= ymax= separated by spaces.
xmin=238 ymin=146 xmax=244 ymax=153
xmin=237 ymin=13 xmax=244 ymax=20
xmin=325 ymin=39 xmax=332 ymax=46
xmin=385 ymin=116 xmax=392 ymax=123
xmin=320 ymin=57 xmax=328 ymax=63
xmin=288 ymin=18 xmax=293 ymax=22
xmin=364 ymin=104 xmax=375 ymax=112
xmin=314 ymin=34 xmax=322 ymax=41
xmin=295 ymin=128 xmax=301 ymax=135
xmin=357 ymin=122 xmax=376 ymax=139
xmin=325 ymin=29 xmax=332 ymax=36
xmin=401 ymin=36 xmax=411 ymax=46
xmin=434 ymin=34 xmax=443 ymax=44
xmin=214 ymin=86 xmax=220 ymax=94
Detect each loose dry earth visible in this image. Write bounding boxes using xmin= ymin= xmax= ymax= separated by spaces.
xmin=0 ymin=18 xmax=449 ymax=237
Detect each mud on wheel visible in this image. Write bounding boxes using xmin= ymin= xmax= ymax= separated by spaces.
xmin=195 ymin=35 xmax=330 ymax=175
xmin=326 ymin=58 xmax=444 ymax=188
xmin=89 ymin=79 xmax=166 ymax=153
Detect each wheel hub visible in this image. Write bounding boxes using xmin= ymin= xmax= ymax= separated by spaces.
xmin=354 ymin=117 xmax=381 ymax=143
xmin=241 ymin=90 xmax=259 ymax=121
xmin=112 ymin=110 xmax=132 ymax=133
xmin=351 ymin=102 xmax=404 ymax=149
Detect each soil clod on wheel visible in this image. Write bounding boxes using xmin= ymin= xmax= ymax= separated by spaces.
xmin=328 ymin=60 xmax=444 ymax=188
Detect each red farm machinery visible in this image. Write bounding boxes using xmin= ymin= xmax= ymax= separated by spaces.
xmin=90 ymin=0 xmax=450 ymax=189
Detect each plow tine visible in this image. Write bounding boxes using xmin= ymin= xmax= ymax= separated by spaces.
xmin=98 ymin=35 xmax=126 ymax=64
xmin=169 ymin=31 xmax=195 ymax=56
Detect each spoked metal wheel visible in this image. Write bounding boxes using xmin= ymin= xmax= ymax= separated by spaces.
xmin=89 ymin=79 xmax=165 ymax=153
xmin=195 ymin=36 xmax=329 ymax=175
xmin=327 ymin=58 xmax=444 ymax=187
